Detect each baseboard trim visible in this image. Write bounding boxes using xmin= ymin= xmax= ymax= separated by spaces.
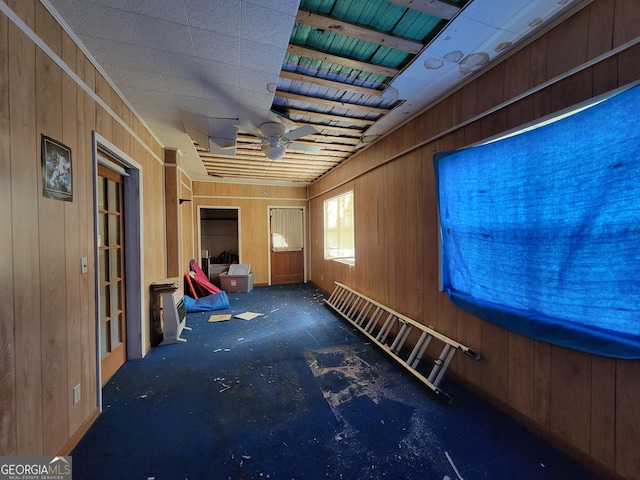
xmin=447 ymin=372 xmax=623 ymax=480
xmin=58 ymin=407 xmax=100 ymax=456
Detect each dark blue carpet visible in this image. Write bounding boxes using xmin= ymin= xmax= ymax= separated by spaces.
xmin=71 ymin=283 xmax=603 ymax=479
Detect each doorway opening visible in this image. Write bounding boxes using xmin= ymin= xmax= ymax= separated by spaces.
xmin=97 ymin=163 xmax=127 ymax=384
xmin=199 ymin=207 xmax=240 ymax=287
xmin=94 ymin=134 xmax=144 ymax=407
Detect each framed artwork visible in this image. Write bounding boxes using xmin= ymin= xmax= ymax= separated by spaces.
xmin=41 ymin=134 xmax=72 ymax=202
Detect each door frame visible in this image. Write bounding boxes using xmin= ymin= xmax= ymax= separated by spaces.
xmin=96 ymin=164 xmax=127 ymax=383
xmin=267 ymin=205 xmax=308 ymax=285
xmin=92 ymin=133 xmax=144 ymax=409
xmin=197 ymin=205 xmax=242 ymax=265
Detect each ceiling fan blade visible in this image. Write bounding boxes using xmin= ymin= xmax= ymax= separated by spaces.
xmin=289 ymin=141 xmax=322 ymax=153
xmin=269 ymin=109 xmax=297 ymax=126
xmin=283 ymin=124 xmax=318 ymax=142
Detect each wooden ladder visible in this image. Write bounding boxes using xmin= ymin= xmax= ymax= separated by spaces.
xmin=324 ymin=282 xmax=480 ymax=405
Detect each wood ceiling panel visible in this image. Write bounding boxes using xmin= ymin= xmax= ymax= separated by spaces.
xmin=295 ymin=9 xmax=424 ymax=54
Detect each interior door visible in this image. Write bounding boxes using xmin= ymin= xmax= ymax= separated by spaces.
xmin=97 ymin=164 xmax=126 ymax=384
xmin=270 ymin=208 xmax=304 ymax=285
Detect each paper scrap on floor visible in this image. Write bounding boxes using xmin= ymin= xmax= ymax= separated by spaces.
xmin=208 ymin=314 xmax=232 ymax=323
xmin=235 ymin=311 xmax=263 ymax=321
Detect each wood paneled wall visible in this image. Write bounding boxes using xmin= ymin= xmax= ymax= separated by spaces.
xmin=309 ymin=1 xmax=640 ymax=478
xmin=164 ymin=149 xmax=180 ymax=277
xmin=180 ymin=170 xmax=194 ymax=275
xmin=191 ymin=182 xmax=307 ymax=285
xmin=1 ymin=0 xmax=167 ymax=456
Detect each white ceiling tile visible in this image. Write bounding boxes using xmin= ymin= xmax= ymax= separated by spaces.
xmin=92 ymin=38 xmax=160 ymax=71
xmin=426 ymin=16 xmax=497 ymax=60
xmin=71 ymin=2 xmax=146 ymax=45
xmin=152 ymin=51 xmax=200 ymax=76
xmin=137 ymin=103 xmax=181 ymax=124
xmin=120 ymin=86 xmax=176 ymax=107
xmin=96 ymin=63 xmax=130 ymax=89
xmin=206 ymin=101 xmax=242 ymax=119
xmin=198 ymin=97 xmax=241 ymax=119
xmin=81 ymin=0 xmax=133 ymax=10
xmin=171 ymin=94 xmax=224 ymax=117
xmin=127 ymin=0 xmax=189 ymax=25
xmin=184 ymin=0 xmax=241 ymax=36
xmin=243 ymin=0 xmax=300 ymax=16
xmin=172 ymin=95 xmax=239 ymax=124
xmin=48 ymin=0 xmax=84 ymax=29
xmin=239 ymin=39 xmax=285 ymax=75
xmin=133 ymin=15 xmax=195 ymax=55
xmin=238 ymin=86 xmax=274 ymax=112
xmin=240 ymin=4 xmax=295 ymax=48
xmin=146 ymin=116 xmax=184 ymax=131
xmin=118 ymin=66 xmax=168 ymax=92
xmin=76 ymin=34 xmax=116 ymax=65
xmin=162 ymin=73 xmax=207 ymax=97
xmin=238 ymin=66 xmax=278 ymax=97
xmin=197 ymin=58 xmax=240 ymax=91
xmin=47 ymin=0 xmax=573 ymax=184
xmin=191 ymin=27 xmax=240 ymax=64
xmin=460 ymin=0 xmax=533 ymax=28
xmin=495 ymin=0 xmax=577 ymax=35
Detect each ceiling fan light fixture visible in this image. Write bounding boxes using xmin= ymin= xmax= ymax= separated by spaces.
xmin=264 ymin=144 xmax=285 ymax=161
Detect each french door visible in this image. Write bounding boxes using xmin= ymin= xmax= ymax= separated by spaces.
xmin=97 ymin=164 xmax=126 ymax=384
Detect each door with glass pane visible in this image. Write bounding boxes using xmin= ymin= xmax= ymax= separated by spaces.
xmin=270 ymin=208 xmax=304 ymax=285
xmin=97 ymin=164 xmax=126 ymax=384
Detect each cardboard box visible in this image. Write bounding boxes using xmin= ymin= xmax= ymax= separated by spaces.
xmin=219 ymin=269 xmax=254 ymax=292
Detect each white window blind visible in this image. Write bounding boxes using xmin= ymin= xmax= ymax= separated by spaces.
xmin=324 ymin=190 xmax=355 ymax=263
xmin=271 ymin=208 xmax=303 ymax=252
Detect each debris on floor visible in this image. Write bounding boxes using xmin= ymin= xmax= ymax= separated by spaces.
xmin=445 ymin=452 xmax=464 ymax=480
xmin=235 ymin=311 xmax=264 ymax=320
xmin=208 ymin=314 xmax=232 ymax=322
xmin=72 ymin=284 xmax=602 ymax=480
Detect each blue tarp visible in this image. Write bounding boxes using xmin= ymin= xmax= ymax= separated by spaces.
xmin=434 ymin=84 xmax=640 ymax=359
xmin=184 ymin=292 xmax=230 ymax=313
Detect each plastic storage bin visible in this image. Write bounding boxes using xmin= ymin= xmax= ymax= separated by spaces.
xmin=219 ymin=264 xmax=254 ymax=292
xmin=208 ymin=263 xmax=230 ymax=288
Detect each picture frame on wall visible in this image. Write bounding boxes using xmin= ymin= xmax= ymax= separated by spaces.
xmin=41 ymin=134 xmax=72 ymax=202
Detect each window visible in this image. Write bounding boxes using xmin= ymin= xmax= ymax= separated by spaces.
xmin=324 ymin=190 xmax=355 ymax=264
xmin=271 ymin=208 xmax=303 ymax=252
xmin=434 ymin=83 xmax=640 ymax=359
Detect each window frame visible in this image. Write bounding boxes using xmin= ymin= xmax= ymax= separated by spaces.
xmin=323 ymin=189 xmax=355 ymax=265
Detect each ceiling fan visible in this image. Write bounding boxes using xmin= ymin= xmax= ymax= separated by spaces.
xmin=245 ymin=122 xmax=322 ymax=161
